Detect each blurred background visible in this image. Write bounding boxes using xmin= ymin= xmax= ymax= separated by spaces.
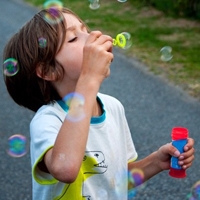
xmin=0 ymin=0 xmax=200 ymax=199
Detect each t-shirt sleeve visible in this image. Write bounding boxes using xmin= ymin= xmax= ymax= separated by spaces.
xmin=30 ymin=108 xmax=64 ymax=185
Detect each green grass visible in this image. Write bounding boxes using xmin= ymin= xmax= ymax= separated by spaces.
xmin=25 ymin=0 xmax=200 ymax=99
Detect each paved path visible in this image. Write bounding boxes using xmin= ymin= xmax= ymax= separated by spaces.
xmin=0 ymin=0 xmax=200 ymax=199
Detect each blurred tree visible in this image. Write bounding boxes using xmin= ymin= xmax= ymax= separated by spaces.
xmin=139 ymin=0 xmax=200 ymax=20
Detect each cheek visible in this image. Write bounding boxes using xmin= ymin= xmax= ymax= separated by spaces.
xmin=69 ymin=47 xmax=83 ymax=68
xmin=62 ymin=48 xmax=84 ymax=80
xmin=67 ymin=50 xmax=83 ymax=70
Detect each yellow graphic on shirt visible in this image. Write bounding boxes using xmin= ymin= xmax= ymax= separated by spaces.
xmin=54 ymin=151 xmax=107 ymax=200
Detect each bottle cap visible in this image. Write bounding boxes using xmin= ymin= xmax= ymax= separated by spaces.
xmin=169 ymin=167 xmax=186 ymax=178
xmin=171 ymin=127 xmax=188 ymax=140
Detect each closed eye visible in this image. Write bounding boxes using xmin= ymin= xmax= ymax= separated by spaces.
xmin=68 ymin=37 xmax=77 ymax=43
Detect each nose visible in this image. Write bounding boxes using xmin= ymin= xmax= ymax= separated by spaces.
xmin=81 ymin=31 xmax=90 ymax=43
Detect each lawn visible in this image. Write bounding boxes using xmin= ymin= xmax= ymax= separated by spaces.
xmin=26 ymin=0 xmax=200 ymax=99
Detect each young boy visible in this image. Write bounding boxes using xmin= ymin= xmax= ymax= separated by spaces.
xmin=3 ymin=7 xmax=194 ymax=200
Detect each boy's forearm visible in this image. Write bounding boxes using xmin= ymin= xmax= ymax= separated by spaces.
xmin=47 ymin=75 xmax=101 ymax=183
xmin=128 ymin=151 xmax=163 ymax=182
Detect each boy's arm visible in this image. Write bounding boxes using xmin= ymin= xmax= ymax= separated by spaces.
xmin=128 ymin=138 xmax=194 ymax=182
xmin=42 ymin=31 xmax=113 ymax=183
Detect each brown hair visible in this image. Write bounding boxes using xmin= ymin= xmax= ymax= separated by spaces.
xmin=3 ymin=8 xmax=87 ymax=112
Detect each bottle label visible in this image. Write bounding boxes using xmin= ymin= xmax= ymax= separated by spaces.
xmin=171 ymin=139 xmax=187 ymax=169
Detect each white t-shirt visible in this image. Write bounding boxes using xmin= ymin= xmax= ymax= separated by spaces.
xmin=30 ymin=93 xmax=138 ymax=200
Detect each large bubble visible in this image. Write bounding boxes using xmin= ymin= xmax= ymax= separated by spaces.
xmin=63 ymin=92 xmax=85 ymax=122
xmin=43 ymin=7 xmax=63 ymax=24
xmin=96 ymin=188 xmax=108 ymax=200
xmin=128 ymin=168 xmax=146 ymax=199
xmin=128 ymin=168 xmax=144 ymax=189
xmin=187 ymin=181 xmax=200 ymax=200
xmin=7 ymin=134 xmax=28 ymax=157
xmin=3 ymin=58 xmax=19 ymax=76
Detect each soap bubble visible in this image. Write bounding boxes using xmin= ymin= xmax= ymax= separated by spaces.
xmin=3 ymin=58 xmax=19 ymax=76
xmin=127 ymin=168 xmax=145 ymax=199
xmin=38 ymin=37 xmax=47 ymax=48
xmin=43 ymin=0 xmax=63 ymax=10
xmin=63 ymin=92 xmax=85 ymax=122
xmin=160 ymin=46 xmax=173 ymax=62
xmin=117 ymin=0 xmax=127 ymax=2
xmin=7 ymin=134 xmax=27 ymax=157
xmin=97 ymin=188 xmax=108 ymax=200
xmin=113 ymin=170 xmax=128 ymax=199
xmin=43 ymin=7 xmax=63 ymax=24
xmin=187 ymin=181 xmax=200 ymax=200
xmin=128 ymin=168 xmax=144 ymax=188
xmin=113 ymin=32 xmax=132 ymax=49
xmin=89 ymin=0 xmax=100 ymax=10
xmin=128 ymin=188 xmax=137 ymax=200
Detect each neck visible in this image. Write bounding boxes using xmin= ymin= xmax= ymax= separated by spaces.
xmin=92 ymin=99 xmax=102 ymax=117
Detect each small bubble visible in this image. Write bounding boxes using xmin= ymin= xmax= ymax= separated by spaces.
xmin=7 ymin=134 xmax=27 ymax=157
xmin=160 ymin=46 xmax=173 ymax=62
xmin=89 ymin=0 xmax=100 ymax=10
xmin=3 ymin=58 xmax=19 ymax=76
xmin=38 ymin=37 xmax=47 ymax=48
xmin=43 ymin=0 xmax=63 ymax=10
xmin=117 ymin=0 xmax=127 ymax=2
xmin=96 ymin=188 xmax=108 ymax=200
xmin=43 ymin=7 xmax=63 ymax=24
xmin=63 ymin=92 xmax=85 ymax=122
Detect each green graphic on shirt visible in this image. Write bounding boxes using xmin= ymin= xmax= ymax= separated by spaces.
xmin=54 ymin=151 xmax=107 ymax=200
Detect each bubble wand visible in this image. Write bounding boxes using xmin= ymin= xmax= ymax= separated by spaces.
xmin=112 ymin=32 xmax=132 ymax=49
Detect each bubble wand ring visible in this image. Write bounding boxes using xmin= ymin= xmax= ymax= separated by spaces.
xmin=113 ymin=33 xmax=127 ymax=48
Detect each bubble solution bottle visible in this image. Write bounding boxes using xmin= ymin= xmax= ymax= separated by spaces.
xmin=169 ymin=127 xmax=189 ymax=178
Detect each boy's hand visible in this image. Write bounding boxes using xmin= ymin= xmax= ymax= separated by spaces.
xmin=81 ymin=31 xmax=114 ymax=84
xmin=157 ymin=138 xmax=195 ymax=170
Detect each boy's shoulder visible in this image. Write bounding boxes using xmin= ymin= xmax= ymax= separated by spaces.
xmin=31 ymin=101 xmax=66 ymax=125
xmin=98 ymin=92 xmax=124 ymax=110
xmin=98 ymin=92 xmax=122 ymax=102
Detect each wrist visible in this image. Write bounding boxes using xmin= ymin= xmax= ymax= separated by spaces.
xmin=77 ymin=73 xmax=101 ymax=94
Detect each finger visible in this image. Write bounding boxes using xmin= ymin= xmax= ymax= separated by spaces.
xmin=179 ymin=147 xmax=195 ymax=160
xmin=184 ymin=138 xmax=194 ymax=151
xmin=167 ymin=143 xmax=181 ymax=157
xmin=94 ymin=35 xmax=113 ymax=45
xmin=182 ymin=162 xmax=192 ymax=170
xmin=158 ymin=143 xmax=180 ymax=160
xmin=102 ymin=40 xmax=113 ymax=52
xmin=86 ymin=31 xmax=102 ymax=43
xmin=179 ymin=155 xmax=194 ymax=169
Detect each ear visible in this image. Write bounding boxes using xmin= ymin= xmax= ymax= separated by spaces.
xmin=36 ymin=63 xmax=56 ymax=81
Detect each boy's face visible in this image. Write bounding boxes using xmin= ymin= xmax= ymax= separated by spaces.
xmin=55 ymin=13 xmax=89 ymax=82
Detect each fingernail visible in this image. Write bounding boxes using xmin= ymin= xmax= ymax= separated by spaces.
xmin=174 ymin=151 xmax=180 ymax=157
xmin=179 ymin=161 xmax=183 ymax=165
xmin=182 ymin=165 xmax=187 ymax=169
xmin=179 ymin=155 xmax=184 ymax=160
xmin=185 ymin=146 xmax=189 ymax=151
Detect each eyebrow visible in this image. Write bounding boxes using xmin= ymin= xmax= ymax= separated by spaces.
xmin=66 ymin=23 xmax=85 ymax=31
